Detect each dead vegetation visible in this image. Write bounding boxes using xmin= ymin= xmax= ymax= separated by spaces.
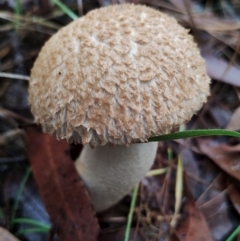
xmin=0 ymin=0 xmax=240 ymax=241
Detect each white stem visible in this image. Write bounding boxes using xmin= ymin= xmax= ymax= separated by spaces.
xmin=75 ymin=142 xmax=158 ymax=212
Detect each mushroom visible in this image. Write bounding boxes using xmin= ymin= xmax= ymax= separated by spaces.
xmin=29 ymin=4 xmax=210 ymax=212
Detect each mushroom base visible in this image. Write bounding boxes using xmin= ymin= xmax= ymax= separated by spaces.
xmin=74 ymin=142 xmax=158 ymax=212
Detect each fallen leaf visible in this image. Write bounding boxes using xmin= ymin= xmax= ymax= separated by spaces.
xmin=189 ymin=13 xmax=240 ymax=32
xmin=176 ymin=174 xmax=213 ymax=241
xmin=168 ymin=0 xmax=186 ymax=12
xmin=199 ymin=139 xmax=240 ymax=181
xmin=196 ymin=173 xmax=227 ymax=207
xmin=209 ymin=30 xmax=239 ymax=49
xmin=99 ymin=228 xmax=144 ymax=241
xmin=24 ymin=125 xmax=100 ymax=241
xmin=228 ymin=182 xmax=240 ymax=215
xmin=209 ymin=105 xmax=232 ymax=128
xmin=185 ymin=199 xmax=213 ymax=241
xmin=203 ymin=55 xmax=240 ymax=87
xmin=0 ymin=227 xmax=20 ymax=241
xmin=198 ymin=190 xmax=227 ymax=219
xmin=197 ymin=190 xmax=233 ymax=241
xmin=226 ymin=106 xmax=240 ymax=131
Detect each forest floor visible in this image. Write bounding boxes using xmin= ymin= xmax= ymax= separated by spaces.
xmin=1 ymin=0 xmax=240 ymax=241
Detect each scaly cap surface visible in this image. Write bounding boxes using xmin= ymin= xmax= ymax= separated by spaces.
xmin=29 ymin=4 xmax=210 ymax=146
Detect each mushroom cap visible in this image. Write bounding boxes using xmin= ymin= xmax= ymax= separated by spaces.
xmin=29 ymin=4 xmax=210 ymax=146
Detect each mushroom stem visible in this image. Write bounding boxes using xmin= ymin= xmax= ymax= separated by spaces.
xmin=75 ymin=142 xmax=158 ymax=212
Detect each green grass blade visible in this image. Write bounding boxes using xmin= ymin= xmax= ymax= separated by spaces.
xmin=148 ymin=129 xmax=240 ymax=142
xmin=14 ymin=0 xmax=21 ymax=15
xmin=0 ymin=11 xmax=61 ymax=30
xmin=167 ymin=147 xmax=173 ymax=160
xmin=124 ymin=184 xmax=139 ymax=241
xmin=170 ymin=155 xmax=183 ymax=228
xmin=16 ymin=227 xmax=50 ymax=236
xmin=11 ymin=218 xmax=50 ymax=229
xmin=11 ymin=167 xmax=31 ymax=223
xmin=226 ymin=225 xmax=240 ymax=241
xmin=51 ymin=0 xmax=78 ymax=20
xmin=146 ymin=167 xmax=168 ymax=177
xmin=14 ymin=0 xmax=21 ymax=31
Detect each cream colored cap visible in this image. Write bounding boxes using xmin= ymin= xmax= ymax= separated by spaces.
xmin=29 ymin=4 xmax=210 ymax=146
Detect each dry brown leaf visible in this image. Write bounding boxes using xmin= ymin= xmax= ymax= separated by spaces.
xmin=159 ymin=1 xmax=240 ymax=33
xmin=185 ymin=198 xmax=213 ymax=241
xmin=199 ymin=139 xmax=240 ymax=181
xmin=197 ymin=190 xmax=233 ymax=240
xmin=139 ymin=0 xmax=184 ymax=13
xmin=176 ymin=174 xmax=213 ymax=241
xmin=196 ymin=173 xmax=227 ymax=207
xmin=203 ymin=55 xmax=240 ymax=87
xmin=0 ymin=227 xmax=20 ymax=241
xmin=188 ymin=13 xmax=240 ymax=32
xmin=195 ymin=173 xmax=234 ymax=240
xmin=210 ymin=31 xmax=239 ymax=49
xmin=168 ymin=0 xmax=186 ymax=12
xmin=226 ymin=106 xmax=240 ymax=131
xmin=209 ymin=105 xmax=232 ymax=128
xmin=24 ymin=125 xmax=100 ymax=241
xmin=99 ymin=228 xmax=144 ymax=241
xmin=198 ymin=190 xmax=227 ymax=219
xmin=228 ymin=182 xmax=240 ymax=215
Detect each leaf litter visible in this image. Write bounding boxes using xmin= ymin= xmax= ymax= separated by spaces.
xmin=199 ymin=139 xmax=240 ymax=181
xmin=228 ymin=182 xmax=240 ymax=216
xmin=1 ymin=0 xmax=240 ymax=241
xmin=24 ymin=125 xmax=100 ymax=241
xmin=0 ymin=226 xmax=20 ymax=241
